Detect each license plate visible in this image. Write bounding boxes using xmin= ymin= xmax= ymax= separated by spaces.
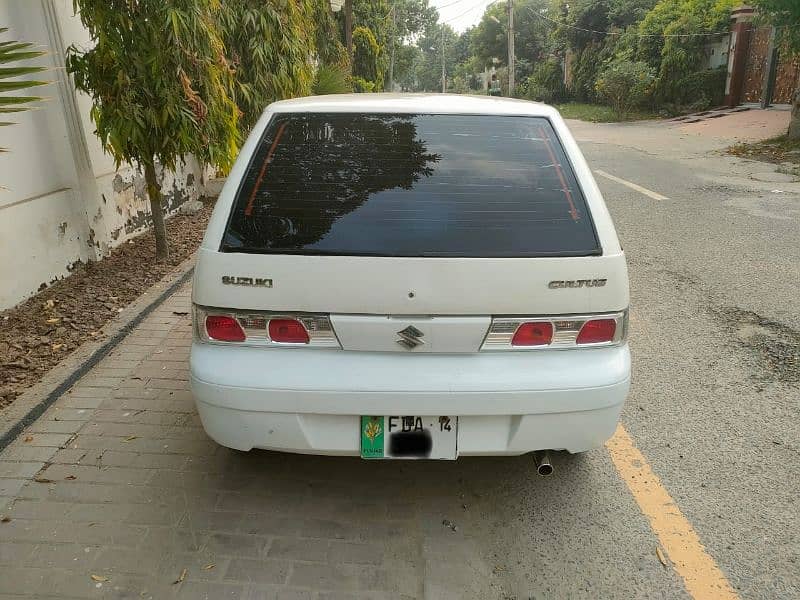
xmin=360 ymin=416 xmax=457 ymax=460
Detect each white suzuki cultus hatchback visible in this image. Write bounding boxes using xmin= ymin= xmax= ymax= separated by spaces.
xmin=191 ymin=94 xmax=630 ymax=466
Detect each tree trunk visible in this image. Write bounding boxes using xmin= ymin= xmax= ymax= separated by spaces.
xmin=789 ymin=86 xmax=800 ymax=140
xmin=143 ymin=161 xmax=169 ymax=261
xmin=345 ymin=0 xmax=353 ymax=58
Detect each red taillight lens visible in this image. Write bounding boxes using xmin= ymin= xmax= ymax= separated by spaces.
xmin=576 ymin=319 xmax=616 ymax=344
xmin=511 ymin=322 xmax=553 ymax=346
xmin=268 ymin=319 xmax=310 ymax=344
xmin=205 ymin=315 xmax=246 ymax=342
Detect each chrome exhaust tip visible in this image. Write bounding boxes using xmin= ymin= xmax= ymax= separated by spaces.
xmin=534 ymin=451 xmax=554 ymax=477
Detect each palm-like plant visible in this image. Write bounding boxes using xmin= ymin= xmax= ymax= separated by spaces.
xmin=1 ymin=27 xmax=47 ymax=151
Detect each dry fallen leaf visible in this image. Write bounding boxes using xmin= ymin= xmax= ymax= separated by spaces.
xmin=656 ymin=546 xmax=667 ymax=567
xmin=90 ymin=575 xmax=108 ymax=583
xmin=201 ymin=564 xmax=215 ymax=571
xmin=173 ymin=568 xmax=187 ymax=585
xmin=52 ymin=343 xmax=64 ymax=351
xmin=124 ymin=436 xmax=138 ymax=442
xmin=33 ymin=477 xmax=53 ymax=484
xmin=46 ymin=317 xmax=60 ymax=324
xmin=0 ymin=515 xmax=10 ymax=523
xmin=65 ymin=475 xmax=77 ymax=480
xmin=23 ymin=435 xmax=33 ymax=443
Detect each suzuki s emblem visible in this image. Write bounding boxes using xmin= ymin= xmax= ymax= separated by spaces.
xmin=396 ymin=325 xmax=425 ymax=350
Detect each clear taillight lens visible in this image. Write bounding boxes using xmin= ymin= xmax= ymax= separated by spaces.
xmin=482 ymin=311 xmax=626 ymax=351
xmin=194 ymin=306 xmax=339 ymax=348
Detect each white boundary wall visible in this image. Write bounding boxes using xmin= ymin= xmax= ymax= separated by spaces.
xmin=0 ymin=1 xmax=208 ymax=309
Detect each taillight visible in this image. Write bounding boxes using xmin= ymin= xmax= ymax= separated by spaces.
xmin=194 ymin=306 xmax=339 ymax=348
xmin=268 ymin=319 xmax=310 ymax=344
xmin=481 ymin=311 xmax=626 ymax=350
xmin=205 ymin=315 xmax=246 ymax=342
xmin=511 ymin=322 xmax=553 ymax=346
xmin=576 ymin=319 xmax=616 ymax=345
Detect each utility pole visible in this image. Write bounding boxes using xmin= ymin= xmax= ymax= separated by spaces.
xmin=388 ymin=2 xmax=396 ymax=91
xmin=441 ymin=25 xmax=446 ymax=93
xmin=507 ymin=0 xmax=515 ymax=96
xmin=761 ymin=26 xmax=778 ymax=109
xmin=344 ymin=0 xmax=353 ymax=58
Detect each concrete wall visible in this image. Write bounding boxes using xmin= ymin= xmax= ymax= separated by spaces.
xmin=702 ymin=37 xmax=730 ymax=70
xmin=0 ymin=1 xmax=208 ymax=309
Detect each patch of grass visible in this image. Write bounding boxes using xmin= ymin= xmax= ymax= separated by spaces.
xmin=554 ymin=102 xmax=658 ymax=123
xmin=728 ymin=135 xmax=800 ymax=167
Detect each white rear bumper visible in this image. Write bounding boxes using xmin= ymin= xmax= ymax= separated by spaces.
xmin=190 ymin=342 xmax=630 ymax=455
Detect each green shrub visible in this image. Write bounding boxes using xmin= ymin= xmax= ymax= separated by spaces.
xmin=570 ymin=45 xmax=604 ymax=103
xmin=524 ymin=59 xmax=569 ymax=104
xmin=673 ymin=66 xmax=727 ymax=109
xmin=312 ymin=65 xmax=351 ymax=95
xmin=595 ymin=59 xmax=655 ymax=116
xmin=351 ymin=76 xmax=375 ymax=93
xmin=636 ymin=0 xmax=739 ymax=106
xmin=352 ymin=26 xmax=382 ymax=91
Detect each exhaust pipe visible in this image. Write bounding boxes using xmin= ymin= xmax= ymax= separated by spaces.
xmin=534 ymin=451 xmax=554 ymax=477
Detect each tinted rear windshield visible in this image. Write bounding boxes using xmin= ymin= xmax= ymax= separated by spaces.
xmin=222 ymin=113 xmax=600 ymax=257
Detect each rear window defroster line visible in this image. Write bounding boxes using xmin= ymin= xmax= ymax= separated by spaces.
xmin=243 ymin=121 xmax=288 ymax=217
xmin=538 ymin=125 xmax=579 ymax=221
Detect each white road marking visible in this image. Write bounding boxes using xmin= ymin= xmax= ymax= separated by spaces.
xmin=595 ymin=169 xmax=669 ymax=200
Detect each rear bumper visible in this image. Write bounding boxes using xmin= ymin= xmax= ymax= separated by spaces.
xmin=190 ymin=342 xmax=630 ymax=455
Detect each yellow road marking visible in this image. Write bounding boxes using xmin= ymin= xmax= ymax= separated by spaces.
xmin=606 ymin=425 xmax=739 ymax=600
xmin=595 ymin=169 xmax=670 ymax=200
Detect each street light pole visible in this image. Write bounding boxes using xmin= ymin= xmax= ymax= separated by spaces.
xmin=507 ymin=0 xmax=515 ymax=96
xmin=441 ymin=25 xmax=446 ymax=93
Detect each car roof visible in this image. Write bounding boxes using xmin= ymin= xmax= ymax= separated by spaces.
xmin=267 ymin=93 xmax=561 ymax=117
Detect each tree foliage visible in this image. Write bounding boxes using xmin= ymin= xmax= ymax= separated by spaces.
xmin=353 ymin=26 xmax=383 ymax=90
xmin=312 ymin=64 xmax=352 ymax=95
xmin=0 ymin=27 xmax=47 ymax=152
xmin=637 ymin=0 xmax=738 ymax=105
xmin=595 ymin=58 xmax=655 ymax=115
xmin=217 ymin=0 xmax=318 ymax=134
xmin=67 ymin=0 xmax=239 ymax=260
xmin=413 ymin=24 xmax=459 ymax=92
xmin=67 ymin=0 xmax=238 ymax=172
xmin=524 ymin=59 xmax=568 ymax=103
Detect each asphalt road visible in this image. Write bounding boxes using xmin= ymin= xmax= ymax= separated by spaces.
xmin=0 ymin=113 xmax=797 ymax=600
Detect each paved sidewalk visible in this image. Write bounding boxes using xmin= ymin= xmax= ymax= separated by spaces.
xmin=0 ymin=283 xmax=501 ymax=600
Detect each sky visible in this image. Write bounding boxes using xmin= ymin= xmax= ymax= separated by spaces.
xmin=431 ymin=0 xmax=495 ymax=32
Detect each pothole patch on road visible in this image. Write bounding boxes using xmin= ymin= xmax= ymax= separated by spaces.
xmin=690 ymin=183 xmax=752 ymax=196
xmin=716 ymin=308 xmax=800 ymax=385
xmin=750 ymin=171 xmax=798 ymax=183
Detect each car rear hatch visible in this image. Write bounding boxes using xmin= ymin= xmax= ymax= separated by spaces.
xmin=194 ymin=111 xmax=628 ymax=353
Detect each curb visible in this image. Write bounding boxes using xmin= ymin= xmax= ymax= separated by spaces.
xmin=0 ymin=256 xmax=196 ymax=452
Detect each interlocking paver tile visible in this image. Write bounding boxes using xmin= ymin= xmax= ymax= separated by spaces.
xmin=223 ymin=558 xmax=290 ymax=585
